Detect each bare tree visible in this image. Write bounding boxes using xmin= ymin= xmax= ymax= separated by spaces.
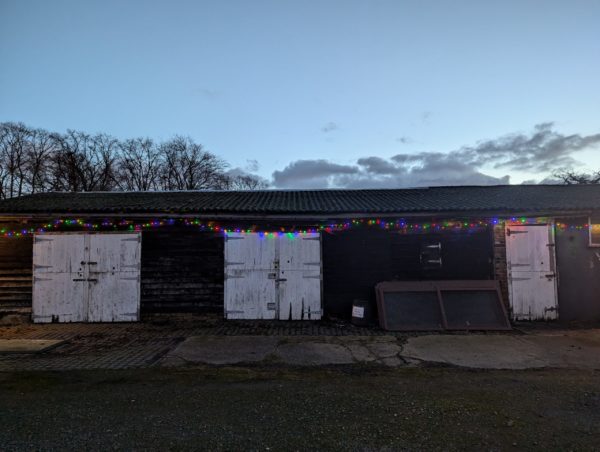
xmin=221 ymin=173 xmax=269 ymax=190
xmin=0 ymin=122 xmax=30 ymax=199
xmin=49 ymin=130 xmax=119 ymax=192
xmin=25 ymin=127 xmax=56 ymax=193
xmin=159 ymin=136 xmax=228 ymax=190
xmin=116 ymin=138 xmax=162 ymax=191
xmin=0 ymin=122 xmax=268 ymax=197
xmin=553 ymin=169 xmax=600 ymax=185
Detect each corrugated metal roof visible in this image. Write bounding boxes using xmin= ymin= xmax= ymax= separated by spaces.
xmin=0 ymin=185 xmax=599 ymax=216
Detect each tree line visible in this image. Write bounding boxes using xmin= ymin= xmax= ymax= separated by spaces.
xmin=0 ymin=122 xmax=267 ymax=199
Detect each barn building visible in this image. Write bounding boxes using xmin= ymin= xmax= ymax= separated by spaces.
xmin=0 ymin=185 xmax=599 ymax=327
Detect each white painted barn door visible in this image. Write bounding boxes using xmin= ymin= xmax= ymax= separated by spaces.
xmin=32 ymin=233 xmax=141 ymax=323
xmin=224 ymin=232 xmax=322 ymax=320
xmin=279 ymin=233 xmax=322 ymax=320
xmin=505 ymin=224 xmax=558 ymax=320
xmin=32 ymin=234 xmax=87 ymax=323
xmin=224 ymin=233 xmax=277 ymax=319
xmin=87 ymin=234 xmax=141 ymax=322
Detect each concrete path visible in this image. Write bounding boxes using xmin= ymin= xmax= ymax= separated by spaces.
xmin=400 ymin=330 xmax=600 ymax=369
xmin=162 ymin=330 xmax=600 ymax=369
xmin=161 ymin=335 xmax=404 ymax=367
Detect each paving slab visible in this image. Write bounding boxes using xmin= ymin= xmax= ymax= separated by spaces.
xmin=400 ymin=331 xmax=600 ymax=370
xmin=276 ymin=342 xmax=355 ymax=365
xmin=162 ymin=336 xmax=279 ymax=366
xmin=161 ymin=335 xmax=403 ymax=367
xmin=0 ymin=339 xmax=65 ymax=354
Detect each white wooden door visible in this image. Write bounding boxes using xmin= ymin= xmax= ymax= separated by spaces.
xmin=505 ymin=224 xmax=558 ymax=320
xmin=32 ymin=234 xmax=87 ymax=323
xmin=87 ymin=234 xmax=141 ymax=322
xmin=224 ymin=233 xmax=277 ymax=319
xmin=279 ymin=233 xmax=322 ymax=320
xmin=224 ymin=232 xmax=322 ymax=320
xmin=32 ymin=233 xmax=141 ymax=323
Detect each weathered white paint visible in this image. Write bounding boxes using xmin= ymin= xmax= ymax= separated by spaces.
xmin=278 ymin=233 xmax=322 ymax=320
xmin=505 ymin=224 xmax=558 ymax=320
xmin=224 ymin=232 xmax=322 ymax=320
xmin=32 ymin=233 xmax=141 ymax=323
xmin=87 ymin=234 xmax=141 ymax=322
xmin=32 ymin=235 xmax=87 ymax=323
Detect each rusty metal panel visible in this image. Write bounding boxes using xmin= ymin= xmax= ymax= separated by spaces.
xmin=375 ymin=280 xmax=510 ymax=331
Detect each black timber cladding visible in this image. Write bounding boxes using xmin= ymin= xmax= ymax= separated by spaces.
xmin=555 ymin=217 xmax=600 ymax=322
xmin=2 ymin=185 xmax=600 ymax=215
xmin=140 ymin=230 xmax=223 ymax=313
xmin=0 ymin=236 xmax=32 ymax=309
xmin=322 ymin=228 xmax=494 ymax=319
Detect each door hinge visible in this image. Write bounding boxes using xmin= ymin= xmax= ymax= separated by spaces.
xmin=224 ymin=236 xmax=244 ymax=241
xmin=33 ymin=237 xmax=53 ymax=243
xmin=506 ymin=229 xmax=528 ymax=236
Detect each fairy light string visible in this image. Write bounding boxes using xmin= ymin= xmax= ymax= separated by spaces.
xmin=0 ymin=217 xmax=596 ymax=238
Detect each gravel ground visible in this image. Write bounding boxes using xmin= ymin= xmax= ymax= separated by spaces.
xmin=1 ymin=366 xmax=599 ymax=451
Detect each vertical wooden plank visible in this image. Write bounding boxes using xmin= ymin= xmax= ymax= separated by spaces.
xmin=87 ymin=233 xmax=141 ymax=322
xmin=279 ymin=233 xmax=322 ymax=320
xmin=224 ymin=233 xmax=277 ymax=319
xmin=505 ymin=224 xmax=558 ymax=320
xmin=32 ymin=234 xmax=87 ymax=323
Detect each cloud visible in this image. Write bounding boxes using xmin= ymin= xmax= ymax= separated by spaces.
xmin=270 ymin=123 xmax=600 ymax=189
xmin=195 ymin=88 xmax=221 ymax=100
xmin=272 ymin=159 xmax=358 ymax=188
xmin=396 ymin=136 xmax=412 ymax=144
xmin=321 ymin=122 xmax=339 ymax=133
xmin=245 ymin=159 xmax=260 ymax=172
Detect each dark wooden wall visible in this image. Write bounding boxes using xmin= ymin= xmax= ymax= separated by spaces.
xmin=555 ymin=218 xmax=600 ymax=322
xmin=322 ymin=228 xmax=494 ymax=319
xmin=140 ymin=230 xmax=224 ymax=313
xmin=0 ymin=236 xmax=33 ymax=310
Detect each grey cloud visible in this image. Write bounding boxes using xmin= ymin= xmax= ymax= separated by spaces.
xmin=245 ymin=159 xmax=260 ymax=172
xmin=196 ymin=88 xmax=221 ymax=100
xmin=321 ymin=122 xmax=339 ymax=133
xmin=272 ymin=159 xmax=358 ymax=188
xmin=458 ymin=122 xmax=600 ymax=172
xmin=356 ymin=157 xmax=399 ymax=175
xmin=270 ymin=123 xmax=600 ymax=189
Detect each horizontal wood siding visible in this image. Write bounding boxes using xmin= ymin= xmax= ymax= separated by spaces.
xmin=141 ymin=230 xmax=224 ymax=313
xmin=322 ymin=229 xmax=494 ymax=319
xmin=0 ymin=236 xmax=33 ymax=309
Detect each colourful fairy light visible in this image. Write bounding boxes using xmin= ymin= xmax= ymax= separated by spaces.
xmin=0 ymin=216 xmax=593 ymax=238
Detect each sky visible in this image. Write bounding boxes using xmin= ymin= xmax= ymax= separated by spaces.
xmin=1 ymin=0 xmax=599 ymax=188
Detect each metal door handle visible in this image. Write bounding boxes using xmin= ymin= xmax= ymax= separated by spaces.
xmin=276 ymin=278 xmax=287 ymax=282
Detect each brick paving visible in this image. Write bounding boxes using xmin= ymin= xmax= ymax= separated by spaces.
xmin=0 ymin=315 xmax=397 ymax=371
